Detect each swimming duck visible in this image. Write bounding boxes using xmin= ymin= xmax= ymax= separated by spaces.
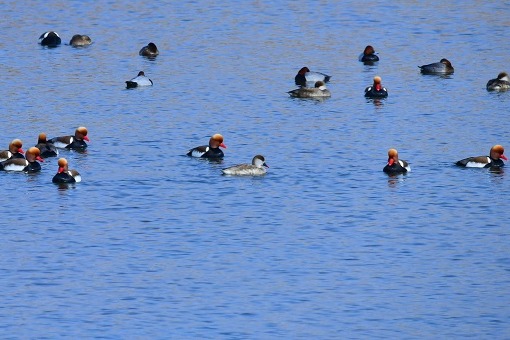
xmin=0 ymin=139 xmax=25 ymax=162
xmin=38 ymin=31 xmax=61 ymax=47
xmin=52 ymin=158 xmax=82 ymax=183
xmin=418 ymin=58 xmax=454 ymax=74
xmin=0 ymin=147 xmax=43 ymax=173
xmin=359 ymin=45 xmax=379 ymax=63
xmin=383 ymin=149 xmax=410 ymax=175
xmin=35 ymin=133 xmax=59 ymax=158
xmin=222 ymin=155 xmax=268 ymax=176
xmin=456 ymin=145 xmax=507 ymax=168
xmin=69 ymin=34 xmax=92 ymax=47
xmin=365 ymin=76 xmax=388 ymax=98
xmin=126 ymin=71 xmax=153 ymax=88
xmin=139 ymin=42 xmax=159 ymax=57
xmin=49 ymin=127 xmax=89 ymax=150
xmin=288 ymin=81 xmax=331 ymax=98
xmin=187 ymin=134 xmax=227 ymax=159
xmin=295 ymin=67 xmax=331 ymax=87
xmin=486 ymin=72 xmax=510 ymax=92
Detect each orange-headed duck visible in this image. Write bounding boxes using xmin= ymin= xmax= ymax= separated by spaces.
xmin=187 ymin=134 xmax=227 ymax=159
xmin=365 ymin=76 xmax=388 ymax=98
xmin=52 ymin=158 xmax=81 ymax=183
xmin=383 ymin=149 xmax=410 ymax=175
xmin=0 ymin=147 xmax=43 ymax=173
xmin=0 ymin=139 xmax=25 ymax=162
xmin=456 ymin=145 xmax=507 ymax=168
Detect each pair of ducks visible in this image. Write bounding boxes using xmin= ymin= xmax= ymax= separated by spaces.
xmin=186 ymin=134 xmax=269 ymax=176
xmin=39 ymin=31 xmax=92 ymax=47
xmin=0 ymin=142 xmax=43 ymax=173
xmin=125 ymin=43 xmax=160 ymax=88
xmin=383 ymin=145 xmax=507 ymax=175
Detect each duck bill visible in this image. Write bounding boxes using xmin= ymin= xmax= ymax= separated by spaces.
xmin=220 ymin=143 xmax=227 ymax=149
xmin=19 ymin=147 xmax=25 ymax=154
xmin=501 ymin=154 xmax=508 ymax=160
xmin=37 ymin=156 xmax=44 ymax=162
xmin=83 ymin=136 xmax=90 ymax=142
xmin=388 ymin=158 xmax=395 ymax=166
xmin=57 ymin=166 xmax=65 ymax=173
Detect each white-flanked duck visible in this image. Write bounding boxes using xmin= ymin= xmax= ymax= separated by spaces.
xmin=359 ymin=45 xmax=379 ymax=63
xmin=35 ymin=133 xmax=59 ymax=158
xmin=418 ymin=58 xmax=454 ymax=75
xmin=0 ymin=147 xmax=43 ymax=173
xmin=0 ymin=139 xmax=25 ymax=162
xmin=456 ymin=145 xmax=507 ymax=168
xmin=295 ymin=67 xmax=331 ymax=87
xmin=383 ymin=149 xmax=410 ymax=175
xmin=288 ymin=81 xmax=331 ymax=98
xmin=139 ymin=42 xmax=159 ymax=57
xmin=222 ymin=155 xmax=269 ymax=176
xmin=126 ymin=71 xmax=153 ymax=88
xmin=365 ymin=76 xmax=388 ymax=98
xmin=486 ymin=72 xmax=510 ymax=92
xmin=38 ymin=31 xmax=61 ymax=47
xmin=187 ymin=134 xmax=227 ymax=159
xmin=49 ymin=127 xmax=89 ymax=151
xmin=52 ymin=158 xmax=82 ymax=183
xmin=69 ymin=34 xmax=92 ymax=47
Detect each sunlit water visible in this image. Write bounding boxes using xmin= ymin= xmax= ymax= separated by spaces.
xmin=1 ymin=1 xmax=509 ymax=338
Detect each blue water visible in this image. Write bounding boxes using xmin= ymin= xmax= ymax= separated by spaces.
xmin=1 ymin=1 xmax=510 ymax=338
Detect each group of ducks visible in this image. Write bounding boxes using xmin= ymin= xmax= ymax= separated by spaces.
xmin=186 ymin=134 xmax=269 ymax=176
xmin=33 ymin=35 xmax=509 ymax=178
xmin=36 ymin=31 xmax=270 ymax=178
xmin=0 ymin=127 xmax=89 ymax=183
xmin=383 ymin=145 xmax=507 ymax=175
xmin=287 ymin=45 xmax=509 ymax=99
xmin=286 ymin=45 xmax=508 ymax=174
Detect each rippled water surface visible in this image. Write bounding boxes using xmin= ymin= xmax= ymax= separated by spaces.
xmin=1 ymin=1 xmax=510 ymax=339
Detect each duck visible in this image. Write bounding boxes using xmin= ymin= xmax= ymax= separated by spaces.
xmin=418 ymin=58 xmax=454 ymax=74
xmin=0 ymin=139 xmax=25 ymax=162
xmin=456 ymin=145 xmax=507 ymax=168
xmin=126 ymin=71 xmax=153 ymax=88
xmin=187 ymin=134 xmax=227 ymax=159
xmin=222 ymin=155 xmax=269 ymax=176
xmin=383 ymin=149 xmax=411 ymax=175
xmin=365 ymin=76 xmax=388 ymax=98
xmin=49 ymin=127 xmax=89 ymax=150
xmin=486 ymin=72 xmax=510 ymax=92
xmin=0 ymin=147 xmax=43 ymax=173
xmin=359 ymin=45 xmax=379 ymax=63
xmin=38 ymin=31 xmax=61 ymax=47
xmin=288 ymin=80 xmax=331 ymax=98
xmin=139 ymin=42 xmax=159 ymax=57
xmin=295 ymin=67 xmax=331 ymax=87
xmin=69 ymin=34 xmax=92 ymax=47
xmin=52 ymin=158 xmax=82 ymax=183
xmin=35 ymin=133 xmax=59 ymax=158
